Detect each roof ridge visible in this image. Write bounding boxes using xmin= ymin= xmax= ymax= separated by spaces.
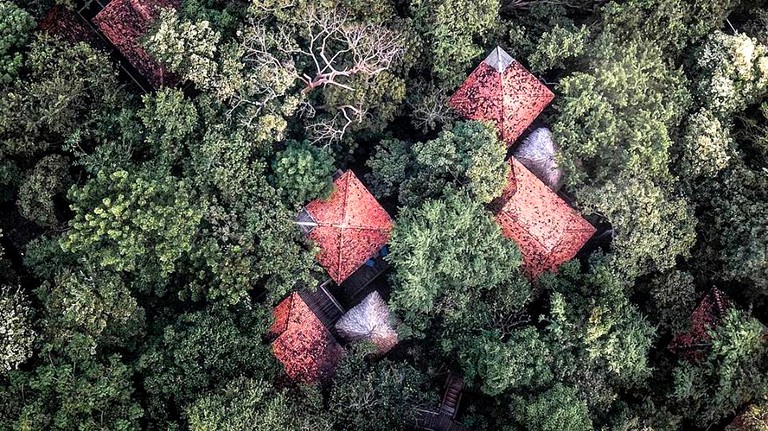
xmin=338 ymin=171 xmax=352 ymax=281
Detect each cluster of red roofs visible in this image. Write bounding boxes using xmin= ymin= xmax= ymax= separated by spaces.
xmin=269 ymin=171 xmax=394 ymax=383
xmin=451 ymin=46 xmax=596 ymax=277
xmin=272 ymin=47 xmax=598 ymax=383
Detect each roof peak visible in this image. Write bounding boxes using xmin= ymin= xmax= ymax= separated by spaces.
xmin=483 ymin=46 xmax=514 ymax=73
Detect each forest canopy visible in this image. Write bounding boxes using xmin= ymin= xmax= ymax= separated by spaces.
xmin=1 ymin=0 xmax=768 ymax=430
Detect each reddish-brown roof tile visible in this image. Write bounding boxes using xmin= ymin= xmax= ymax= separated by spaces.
xmin=304 ymin=171 xmax=393 ymax=283
xmin=38 ymin=6 xmax=95 ymax=43
xmin=449 ymin=47 xmax=554 ymax=145
xmin=270 ymin=293 xmax=345 ymax=384
xmin=92 ymin=0 xmax=178 ymax=88
xmin=669 ymin=288 xmax=731 ymax=362
xmin=492 ymin=158 xmax=595 ymax=277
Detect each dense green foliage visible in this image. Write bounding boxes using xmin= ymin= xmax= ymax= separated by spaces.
xmin=1 ymin=0 xmax=768 ymax=430
xmin=367 ymin=121 xmax=509 ymax=206
xmin=0 ymin=0 xmax=34 ymax=84
xmin=388 ymin=193 xmax=522 ymax=333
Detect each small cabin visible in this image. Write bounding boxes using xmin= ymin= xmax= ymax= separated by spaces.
xmin=491 ymin=158 xmax=595 ymax=278
xmin=301 ymin=170 xmax=393 ymax=285
xmin=668 ymin=288 xmax=732 ymax=362
xmin=268 ymin=292 xmax=345 ymax=384
xmin=449 ymin=46 xmax=554 ymax=146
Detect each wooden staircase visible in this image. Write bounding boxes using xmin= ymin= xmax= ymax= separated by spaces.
xmin=440 ymin=375 xmax=464 ymax=419
xmin=413 ymin=374 xmax=469 ymax=431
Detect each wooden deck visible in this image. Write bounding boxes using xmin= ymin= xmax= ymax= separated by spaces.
xmin=337 ymin=254 xmax=390 ymax=308
xmin=415 ymin=410 xmax=469 ymax=431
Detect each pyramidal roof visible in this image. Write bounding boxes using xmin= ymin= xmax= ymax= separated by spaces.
xmin=303 ymin=171 xmax=393 ymax=284
xmin=269 ymin=293 xmax=345 ymax=384
xmin=485 ymin=46 xmax=515 ymax=73
xmin=449 ymin=46 xmax=554 ymax=145
xmin=668 ymin=289 xmax=731 ymax=362
xmin=492 ymin=158 xmax=595 ymax=278
xmin=335 ymin=291 xmax=398 ymax=354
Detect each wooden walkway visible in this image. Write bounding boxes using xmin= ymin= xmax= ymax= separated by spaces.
xmin=298 ymin=281 xmax=345 ymax=331
xmin=337 ymin=254 xmax=390 ymax=308
xmin=415 ymin=411 xmax=468 ymax=431
xmin=440 ymin=374 xmax=464 ymax=418
xmin=414 ymin=374 xmax=469 ymax=431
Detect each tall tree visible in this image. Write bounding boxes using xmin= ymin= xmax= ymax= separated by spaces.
xmin=61 ymin=169 xmax=202 ymax=289
xmin=388 ymin=192 xmax=522 ymax=334
xmin=0 ymin=286 xmax=35 ymax=372
xmin=0 ymin=0 xmax=35 ymax=84
xmin=367 ymin=121 xmax=509 ymax=207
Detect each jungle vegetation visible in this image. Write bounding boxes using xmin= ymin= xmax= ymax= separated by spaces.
xmin=1 ymin=0 xmax=768 ymax=430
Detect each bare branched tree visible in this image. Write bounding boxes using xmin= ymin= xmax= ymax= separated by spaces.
xmin=241 ymin=7 xmax=405 ymax=144
xmin=408 ymin=85 xmax=456 ymax=133
xmin=286 ymin=7 xmax=403 ymax=94
xmin=306 ymin=105 xmax=363 ymax=146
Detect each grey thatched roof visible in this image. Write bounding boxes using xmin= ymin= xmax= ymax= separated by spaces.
xmin=513 ymin=127 xmax=563 ymax=190
xmin=335 ymin=291 xmax=397 ymax=353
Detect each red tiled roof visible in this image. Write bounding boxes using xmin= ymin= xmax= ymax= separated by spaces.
xmin=449 ymin=47 xmax=554 ymax=145
xmin=92 ymin=0 xmax=178 ymax=88
xmin=38 ymin=6 xmax=95 ymax=43
xmin=269 ymin=293 xmax=345 ymax=384
xmin=303 ymin=171 xmax=393 ymax=284
xmin=669 ymin=288 xmax=730 ymax=362
xmin=492 ymin=158 xmax=595 ymax=277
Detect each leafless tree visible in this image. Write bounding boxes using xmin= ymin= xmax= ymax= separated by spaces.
xmin=287 ymin=7 xmax=403 ymax=94
xmin=240 ymin=7 xmax=405 ymax=144
xmin=408 ymin=85 xmax=456 ymax=133
xmin=306 ymin=105 xmax=364 ymax=146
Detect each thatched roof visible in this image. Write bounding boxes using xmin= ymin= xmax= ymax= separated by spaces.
xmin=335 ymin=291 xmax=398 ymax=353
xmin=513 ymin=128 xmax=563 ymax=190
